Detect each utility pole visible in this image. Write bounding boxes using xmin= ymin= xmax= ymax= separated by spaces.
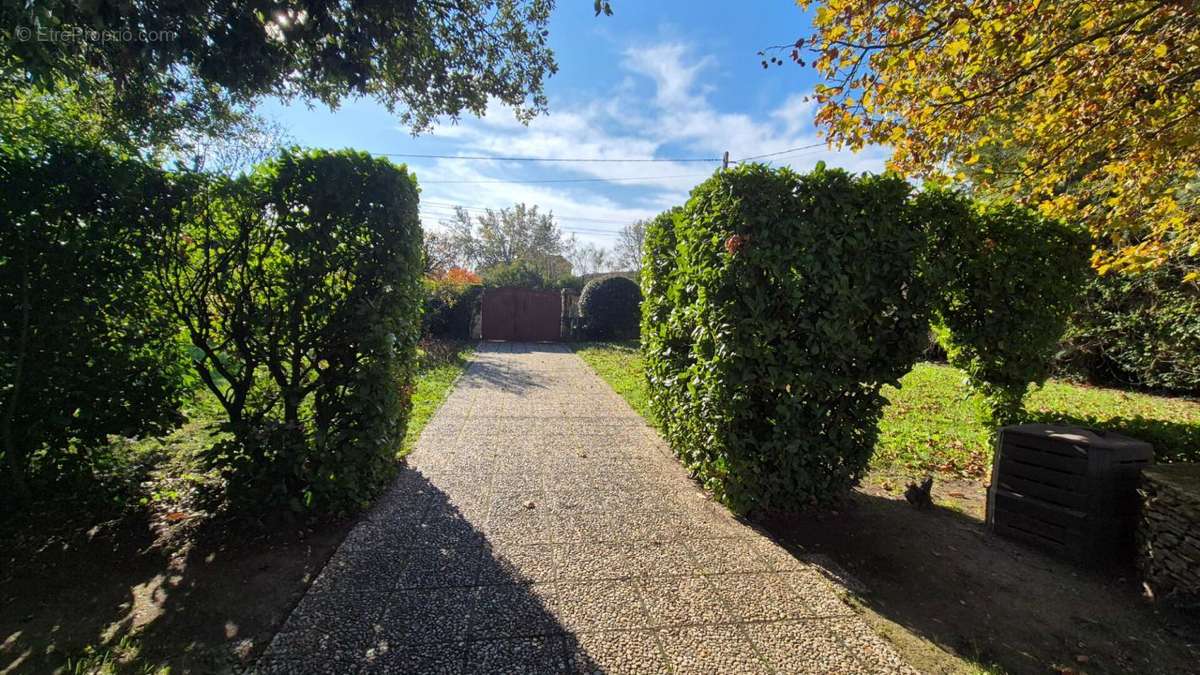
xmin=722 ymin=151 xmax=730 ymax=170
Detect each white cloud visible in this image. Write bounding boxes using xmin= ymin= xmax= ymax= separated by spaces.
xmin=620 ymin=42 xmax=714 ymax=107
xmin=416 ymin=39 xmax=890 ymax=248
xmin=772 ymin=94 xmax=816 ymax=139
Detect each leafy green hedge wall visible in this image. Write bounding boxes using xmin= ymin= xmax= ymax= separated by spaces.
xmin=919 ymin=188 xmax=1091 ymax=424
xmin=643 ymin=165 xmax=930 ymax=511
xmin=641 ymin=208 xmax=688 ymax=433
xmin=161 ymin=149 xmax=424 ymax=513
xmin=1 ymin=138 xmax=188 ymax=503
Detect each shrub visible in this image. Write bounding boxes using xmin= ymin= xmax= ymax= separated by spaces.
xmin=644 ymin=164 xmax=930 ymax=512
xmin=1059 ymin=255 xmax=1200 ymax=394
xmin=422 ymin=277 xmax=482 ymax=339
xmin=481 ymin=260 xmax=552 ymax=289
xmin=440 ymin=267 xmax=482 ymax=285
xmin=580 ymin=275 xmax=642 ymax=340
xmin=0 ymin=137 xmax=188 ymax=504
xmin=159 ymin=149 xmax=423 ymax=513
xmin=920 ymin=188 xmax=1091 ymax=424
xmin=481 ymin=259 xmax=580 ymax=291
xmin=557 ymin=274 xmax=586 ymax=294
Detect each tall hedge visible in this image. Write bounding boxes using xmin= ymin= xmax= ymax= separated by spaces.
xmin=423 ymin=279 xmax=482 ymax=339
xmin=160 ymin=149 xmax=424 ymax=513
xmin=1 ymin=138 xmax=188 ymax=504
xmin=919 ymin=188 xmax=1091 ymax=424
xmin=644 ymin=165 xmax=930 ymax=512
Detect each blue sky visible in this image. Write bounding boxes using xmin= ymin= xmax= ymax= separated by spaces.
xmin=259 ymin=1 xmax=888 ymax=248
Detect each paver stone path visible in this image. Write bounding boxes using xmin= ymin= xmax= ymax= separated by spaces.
xmin=257 ymin=343 xmax=917 ymax=674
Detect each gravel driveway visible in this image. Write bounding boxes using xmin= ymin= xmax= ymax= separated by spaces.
xmin=257 ymin=342 xmax=916 ymax=674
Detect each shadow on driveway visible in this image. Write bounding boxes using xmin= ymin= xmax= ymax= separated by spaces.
xmin=257 ymin=467 xmax=598 ymax=673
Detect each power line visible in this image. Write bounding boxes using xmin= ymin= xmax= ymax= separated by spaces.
xmin=419 ymin=210 xmax=623 ymax=238
xmin=355 ymin=144 xmax=833 ymax=167
xmin=419 ymin=212 xmax=624 ymax=236
xmin=419 ymin=173 xmax=709 ymax=185
xmin=421 ymin=201 xmax=640 ymax=225
xmin=733 ymin=142 xmax=828 ymax=162
xmin=394 ymin=145 xmax=841 ymax=235
xmin=422 ymin=215 xmax=623 ymax=235
xmin=369 ymin=151 xmax=721 ymax=163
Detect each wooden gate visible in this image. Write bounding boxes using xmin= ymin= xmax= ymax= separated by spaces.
xmin=480 ymin=287 xmax=562 ymax=341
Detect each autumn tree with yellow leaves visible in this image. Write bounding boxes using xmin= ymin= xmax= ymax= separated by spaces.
xmin=788 ymin=0 xmax=1199 ymax=278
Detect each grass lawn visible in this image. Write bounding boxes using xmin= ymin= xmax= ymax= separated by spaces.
xmin=403 ymin=341 xmax=474 ymax=455
xmin=573 ymin=341 xmax=656 ymax=424
xmin=573 ymin=341 xmax=1200 ymax=480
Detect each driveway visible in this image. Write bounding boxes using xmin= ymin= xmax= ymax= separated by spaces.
xmin=257 ymin=342 xmax=916 ymax=673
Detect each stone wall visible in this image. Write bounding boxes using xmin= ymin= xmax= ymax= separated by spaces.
xmin=1138 ymin=464 xmax=1200 ymax=608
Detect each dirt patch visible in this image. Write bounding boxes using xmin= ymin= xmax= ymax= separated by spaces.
xmin=758 ymin=476 xmax=1200 ymax=674
xmin=0 ymin=511 xmax=352 ymax=673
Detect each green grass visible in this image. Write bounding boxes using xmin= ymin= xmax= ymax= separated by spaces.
xmin=572 ymin=342 xmax=1200 ymax=480
xmin=573 ymin=341 xmax=656 ymax=424
xmin=401 ymin=342 xmax=474 ymax=455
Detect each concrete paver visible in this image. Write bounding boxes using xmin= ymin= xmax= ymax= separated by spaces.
xmin=258 ymin=342 xmax=917 ymax=674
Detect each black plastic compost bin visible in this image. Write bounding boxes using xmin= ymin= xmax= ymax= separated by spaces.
xmin=987 ymin=424 xmax=1153 ymax=566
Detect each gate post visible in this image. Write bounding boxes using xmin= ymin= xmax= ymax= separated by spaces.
xmin=561 ymin=288 xmax=580 ymax=341
xmin=470 ymin=292 xmax=483 ymax=340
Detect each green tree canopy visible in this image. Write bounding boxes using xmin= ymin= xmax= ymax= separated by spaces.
xmin=3 ymin=0 xmax=559 ymax=136
xmin=441 ymin=202 xmax=568 ymax=275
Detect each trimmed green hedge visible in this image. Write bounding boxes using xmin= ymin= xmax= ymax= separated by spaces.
xmin=920 ymin=188 xmax=1091 ymax=424
xmin=162 ymin=149 xmax=424 ymax=513
xmin=1 ymin=137 xmax=188 ymax=504
xmin=423 ymin=279 xmax=481 ymax=339
xmin=643 ymin=165 xmax=930 ymax=512
xmin=580 ymin=275 xmax=642 ymax=339
xmin=641 ymin=208 xmax=688 ymax=434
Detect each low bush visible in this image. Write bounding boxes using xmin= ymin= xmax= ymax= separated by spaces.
xmin=159 ymin=149 xmax=423 ymax=513
xmin=920 ymin=188 xmax=1091 ymax=424
xmin=644 ymin=164 xmax=930 ymax=512
xmin=580 ymin=275 xmax=642 ymax=339
xmin=0 ymin=137 xmax=188 ymax=505
xmin=423 ymin=277 xmax=481 ymax=339
xmin=1059 ymin=255 xmax=1200 ymax=395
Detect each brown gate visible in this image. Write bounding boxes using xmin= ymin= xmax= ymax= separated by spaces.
xmin=480 ymin=287 xmax=562 ymax=341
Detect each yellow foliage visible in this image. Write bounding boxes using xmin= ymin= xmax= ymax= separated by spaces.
xmin=800 ymin=0 xmax=1200 ymax=274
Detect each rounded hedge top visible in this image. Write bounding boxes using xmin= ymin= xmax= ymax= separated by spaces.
xmin=579 ymin=275 xmax=642 ymax=339
xmin=642 ymin=163 xmax=930 ymax=512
